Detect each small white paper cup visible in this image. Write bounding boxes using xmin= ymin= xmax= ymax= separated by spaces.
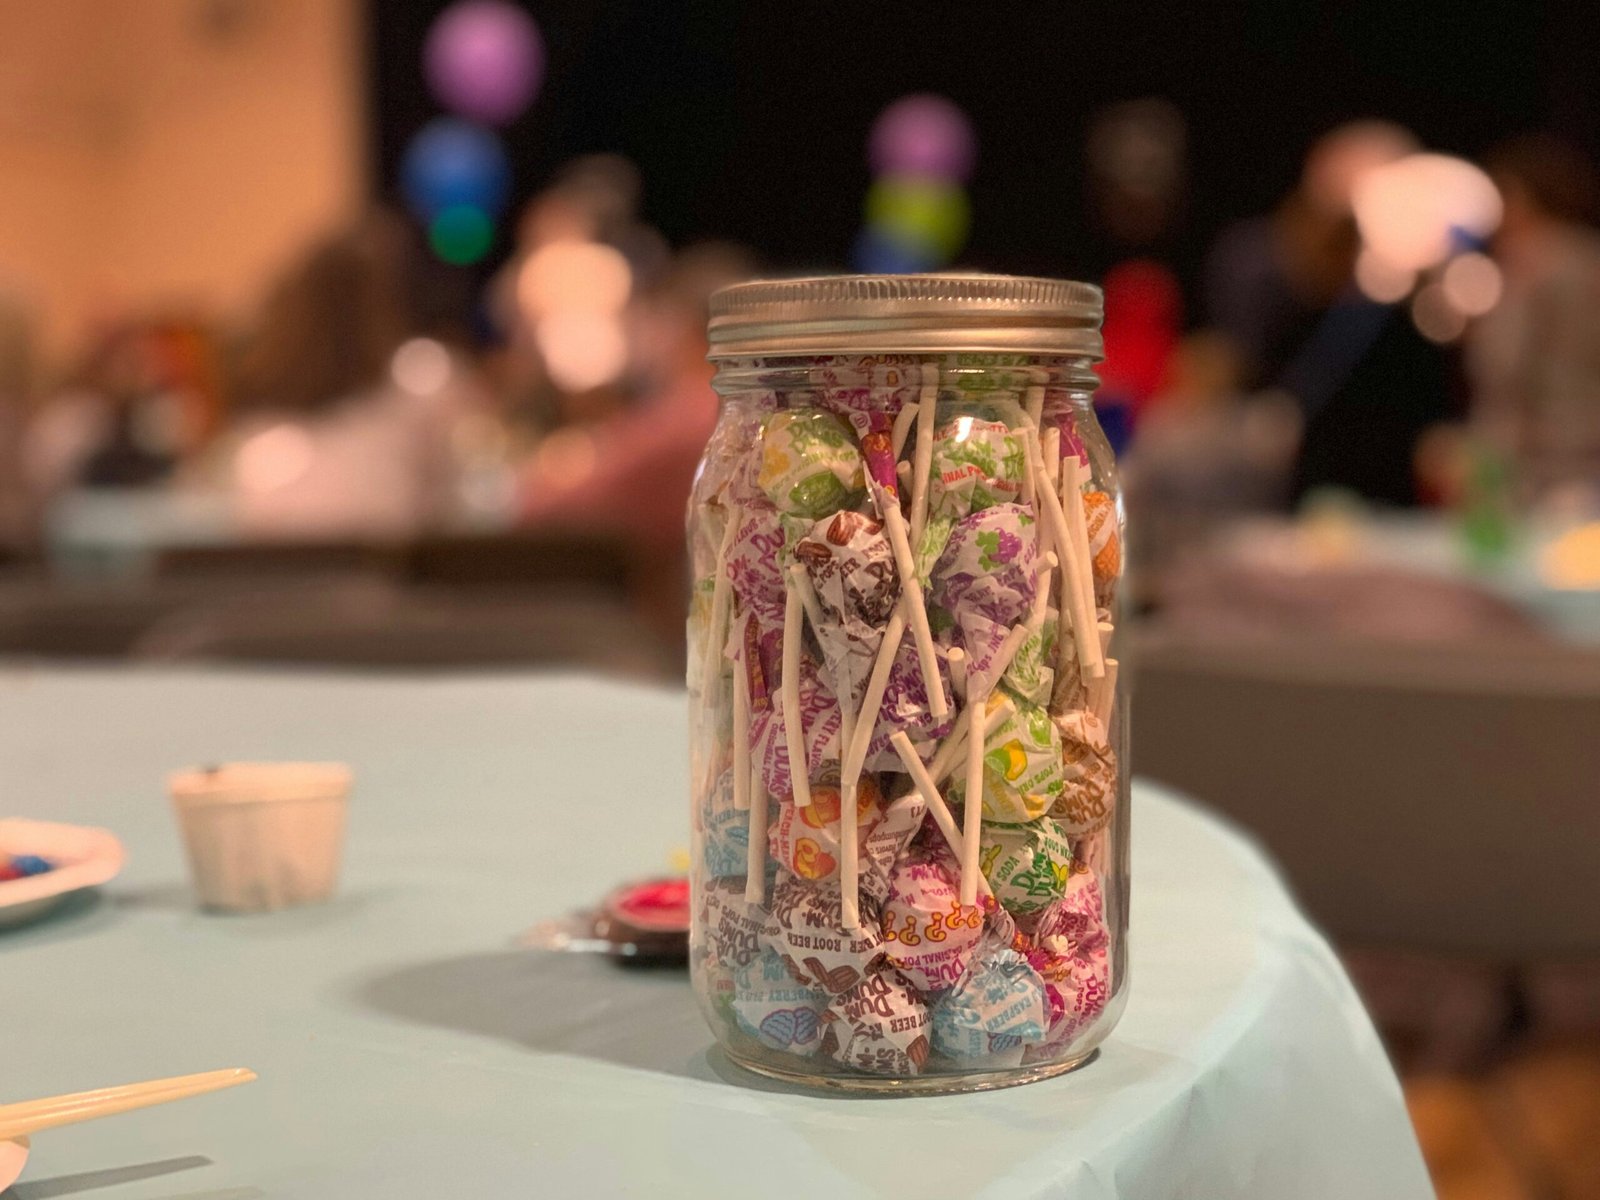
xmin=169 ymin=763 xmax=352 ymax=912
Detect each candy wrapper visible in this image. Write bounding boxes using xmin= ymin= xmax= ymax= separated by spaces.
xmin=758 ymin=408 xmax=866 ymax=519
xmin=1000 ymin=614 xmax=1056 ymax=708
xmin=700 ymin=768 xmax=749 ymax=879
xmin=860 ymin=631 xmax=955 ymax=772
xmin=819 ymin=967 xmax=932 ymax=1075
xmin=927 ymin=417 xmax=1026 ymax=520
xmin=1050 ymin=709 xmax=1117 ymax=836
xmin=858 ymin=789 xmax=929 ymax=906
xmin=946 ymin=693 xmax=1064 ymax=824
xmin=880 ymin=842 xmax=986 ymax=992
xmin=794 ymin=510 xmax=898 ymax=707
xmin=1082 ymin=489 xmax=1120 ymax=608
xmin=763 ymin=873 xmax=886 ymax=995
xmin=701 ymin=877 xmax=767 ymax=971
xmin=750 ymin=654 xmax=843 ymax=802
xmin=931 ymin=946 xmax=1048 ymax=1066
xmin=978 ymin=817 xmax=1075 ymax=915
xmin=1022 ymin=869 xmax=1112 ymax=1056
xmin=927 ymin=504 xmax=1039 ymax=696
xmin=725 ymin=507 xmax=793 ymax=627
xmin=731 ymin=946 xmax=830 ymax=1057
xmin=767 ymin=777 xmax=882 ymax=882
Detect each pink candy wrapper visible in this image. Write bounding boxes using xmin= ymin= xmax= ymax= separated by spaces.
xmin=1050 ymin=709 xmax=1117 ymax=836
xmin=819 ymin=967 xmax=932 ymax=1075
xmin=880 ymin=842 xmax=986 ymax=992
xmin=763 ymin=873 xmax=886 ymax=995
xmin=731 ymin=945 xmax=830 ymax=1057
xmin=1021 ymin=868 xmax=1112 ymax=1056
xmin=927 ymin=504 xmax=1039 ymax=697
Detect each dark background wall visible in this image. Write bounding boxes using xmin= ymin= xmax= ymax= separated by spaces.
xmin=370 ymin=1 xmax=1589 ymax=298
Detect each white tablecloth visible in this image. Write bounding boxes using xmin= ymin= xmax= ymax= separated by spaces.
xmin=0 ymin=668 xmax=1431 ymax=1198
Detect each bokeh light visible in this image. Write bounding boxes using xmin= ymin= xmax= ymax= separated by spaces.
xmin=850 ymin=227 xmax=940 ymax=274
xmin=391 ymin=338 xmax=453 ymax=394
xmin=400 ymin=118 xmax=511 ymax=220
xmin=1410 ymin=282 xmax=1467 ymax=344
xmin=517 ymin=240 xmax=632 ymax=318
xmin=535 ymin=312 xmax=628 ymax=392
xmin=868 ymin=94 xmax=977 ymax=182
xmin=1354 ymin=248 xmax=1416 ymax=303
xmin=1353 ymin=153 xmax=1502 ymax=273
xmin=864 ymin=175 xmax=970 ymax=260
xmin=236 ymin=424 xmax=314 ymax=494
xmin=424 ymin=1 xmax=545 ymax=126
xmin=429 ymin=203 xmax=495 ymax=265
xmin=1440 ymin=251 xmax=1504 ymax=317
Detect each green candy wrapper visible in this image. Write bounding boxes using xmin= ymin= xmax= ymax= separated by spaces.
xmin=945 ymin=692 xmax=1063 ymax=824
xmin=979 ymin=818 xmax=1076 ymax=914
xmin=757 ymin=408 xmax=866 ymax=519
xmin=928 ymin=417 xmax=1027 ymax=521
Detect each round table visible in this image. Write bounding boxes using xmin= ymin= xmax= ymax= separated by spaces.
xmin=0 ymin=669 xmax=1430 ymax=1198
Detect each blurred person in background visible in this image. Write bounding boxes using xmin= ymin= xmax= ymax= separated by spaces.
xmin=225 ymin=211 xmax=477 ymax=540
xmin=1468 ymin=133 xmax=1600 ymax=505
xmin=1206 ymin=121 xmax=1455 ymax=506
xmin=0 ymin=286 xmax=33 ymax=550
xmin=518 ymin=242 xmax=755 ymax=637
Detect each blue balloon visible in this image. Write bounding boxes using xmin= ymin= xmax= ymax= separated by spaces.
xmin=401 ymin=118 xmax=511 ymax=220
xmin=850 ymin=226 xmax=940 ymax=274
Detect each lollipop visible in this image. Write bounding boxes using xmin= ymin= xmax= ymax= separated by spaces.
xmin=927 ymin=504 xmax=1039 ymax=698
xmin=1082 ymin=489 xmax=1121 ymax=608
xmin=700 ymin=768 xmax=750 ymax=880
xmin=858 ymin=788 xmax=928 ymax=905
xmin=750 ymin=656 xmax=843 ymax=804
xmin=1021 ymin=869 xmax=1112 ymax=1056
xmin=978 ymin=817 xmax=1075 ymax=915
xmin=946 ymin=695 xmax=1064 ymax=825
xmin=819 ymin=967 xmax=932 ymax=1075
xmin=794 ymin=510 xmax=898 ymax=708
xmin=726 ymin=508 xmax=792 ymax=627
xmin=880 ymin=842 xmax=986 ymax=992
xmin=701 ymin=876 xmax=766 ymax=971
xmin=762 ymin=873 xmax=886 ymax=995
xmin=757 ymin=409 xmax=866 ymax=519
xmin=931 ymin=945 xmax=1049 ymax=1066
xmin=767 ymin=778 xmax=882 ymax=883
xmin=1050 ymin=709 xmax=1117 ymax=836
xmin=731 ymin=946 xmax=830 ymax=1057
xmin=927 ymin=416 xmax=1027 ymax=520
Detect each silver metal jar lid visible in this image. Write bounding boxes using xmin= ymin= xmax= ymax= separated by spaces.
xmin=707 ymin=273 xmax=1103 ymax=358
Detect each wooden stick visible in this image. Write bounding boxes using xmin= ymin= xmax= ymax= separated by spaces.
xmin=1063 ymin=456 xmax=1101 ymax=645
xmin=1020 ymin=423 xmax=1037 ymax=507
xmin=787 ymin=563 xmax=826 ymax=637
xmin=0 ymin=1069 xmax=255 ymax=1141
xmin=892 ymin=402 xmax=919 ymax=458
xmin=890 ymin=731 xmax=993 ymax=900
xmin=1029 ymin=439 xmax=1104 ymax=680
xmin=1024 ymin=384 xmax=1044 ymax=430
xmin=960 ymin=699 xmax=986 ymax=906
xmin=987 ymin=566 xmax=1053 ymax=690
xmin=927 ymin=692 xmax=1014 ymax=784
xmin=1092 ymin=658 xmax=1119 ymax=727
xmin=745 ymin=759 xmax=769 ymax=903
xmin=700 ymin=508 xmax=741 ymax=708
xmin=731 ymin=652 xmax=751 ymax=813
xmin=780 ymin=581 xmax=812 ymax=809
xmin=908 ymin=369 xmax=938 ymax=549
xmin=873 ymin=482 xmax=948 ymax=720
xmin=947 ymin=646 xmax=967 ymax=700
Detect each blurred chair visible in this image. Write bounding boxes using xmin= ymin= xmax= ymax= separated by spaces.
xmin=132 ymin=589 xmax=676 ymax=680
xmin=1130 ymin=625 xmax=1600 ymax=1068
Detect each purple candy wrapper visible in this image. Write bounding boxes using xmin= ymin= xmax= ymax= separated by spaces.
xmin=927 ymin=504 xmax=1039 ymax=697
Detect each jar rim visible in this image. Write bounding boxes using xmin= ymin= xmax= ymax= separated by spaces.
xmin=706 ymin=273 xmax=1103 ymax=359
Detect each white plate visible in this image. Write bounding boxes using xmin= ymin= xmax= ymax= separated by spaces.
xmin=0 ymin=819 xmax=125 ymax=929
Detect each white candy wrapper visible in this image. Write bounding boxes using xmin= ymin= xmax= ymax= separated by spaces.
xmin=767 ymin=777 xmax=882 ymax=883
xmin=880 ymin=841 xmax=986 ymax=992
xmin=701 ymin=876 xmax=767 ymax=971
xmin=819 ymin=967 xmax=933 ymax=1075
xmin=858 ymin=789 xmax=929 ymax=906
xmin=750 ymin=654 xmax=842 ymax=803
xmin=731 ymin=945 xmax=830 ymax=1057
xmin=763 ymin=873 xmax=887 ymax=995
xmin=979 ymin=816 xmax=1076 ymax=915
xmin=757 ymin=408 xmax=867 ymax=519
xmin=1050 ymin=709 xmax=1117 ymax=836
xmin=931 ymin=945 xmax=1049 ymax=1065
xmin=927 ymin=504 xmax=1039 ymax=698
xmin=928 ymin=417 xmax=1027 ymax=520
xmin=945 ymin=692 xmax=1064 ymax=824
xmin=793 ymin=510 xmax=898 ymax=709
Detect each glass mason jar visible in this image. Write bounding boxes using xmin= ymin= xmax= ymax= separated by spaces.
xmin=687 ymin=275 xmax=1127 ymax=1093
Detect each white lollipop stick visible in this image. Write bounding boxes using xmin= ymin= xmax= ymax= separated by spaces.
xmin=959 ymin=699 xmax=986 ymax=906
xmin=1042 ymin=428 xmax=1062 ymax=488
xmin=1025 ymin=384 xmax=1044 ymax=430
xmin=892 ymin=403 xmax=919 ymax=458
xmin=890 ymin=731 xmax=993 ymax=900
xmin=745 ymin=762 xmax=769 ymax=904
xmin=947 ymin=646 xmax=967 ymax=699
xmin=1030 ymin=439 xmax=1104 ymax=680
xmin=700 ymin=508 xmax=741 ymax=708
xmin=908 ymin=370 xmax=938 ymax=549
xmin=787 ymin=563 xmax=827 ymax=636
xmin=780 ymin=582 xmax=812 ymax=809
xmin=841 ymin=608 xmax=907 ymax=788
xmin=987 ymin=566 xmax=1053 ymax=690
xmin=1033 ymin=550 xmax=1059 ymax=584
xmin=731 ymin=653 xmax=751 ymax=813
xmin=873 ymin=482 xmax=948 ymax=721
xmin=838 ymin=698 xmax=860 ymax=932
xmin=927 ymin=692 xmax=1014 ymax=784
xmin=1092 ymin=658 xmax=1120 ymax=727
xmin=1063 ymin=456 xmax=1101 ymax=645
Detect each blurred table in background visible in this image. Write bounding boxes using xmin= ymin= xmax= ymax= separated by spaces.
xmin=1 ymin=668 xmax=1430 ymax=1199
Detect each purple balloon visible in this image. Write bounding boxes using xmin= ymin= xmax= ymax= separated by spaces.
xmin=868 ymin=94 xmax=977 ymax=183
xmin=424 ymin=1 xmax=545 ymax=126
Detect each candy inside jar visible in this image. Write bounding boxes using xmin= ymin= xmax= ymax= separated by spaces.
xmin=689 ymin=275 xmax=1127 ymax=1093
